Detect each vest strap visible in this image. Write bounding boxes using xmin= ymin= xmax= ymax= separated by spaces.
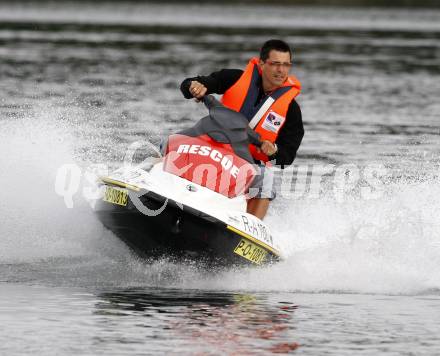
xmin=248 ymin=96 xmax=275 ymax=129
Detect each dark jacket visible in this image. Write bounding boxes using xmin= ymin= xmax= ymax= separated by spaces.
xmin=180 ymin=69 xmax=304 ymax=167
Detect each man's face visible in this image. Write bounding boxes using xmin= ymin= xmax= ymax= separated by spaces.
xmin=259 ymin=50 xmax=292 ymax=90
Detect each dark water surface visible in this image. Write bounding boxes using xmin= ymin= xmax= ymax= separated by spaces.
xmin=3 ymin=283 xmax=440 ymax=355
xmin=1 ymin=2 xmax=440 ymax=355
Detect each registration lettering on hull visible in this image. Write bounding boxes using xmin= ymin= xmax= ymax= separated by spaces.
xmin=234 ymin=238 xmax=267 ymax=265
xmin=103 ymin=186 xmax=128 ymax=206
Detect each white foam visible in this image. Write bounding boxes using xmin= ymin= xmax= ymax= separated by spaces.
xmin=161 ymin=178 xmax=440 ymax=295
xmin=0 ymin=108 xmax=115 ymax=263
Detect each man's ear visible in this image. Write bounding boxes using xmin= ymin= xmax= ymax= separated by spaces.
xmin=258 ymin=58 xmax=264 ymax=67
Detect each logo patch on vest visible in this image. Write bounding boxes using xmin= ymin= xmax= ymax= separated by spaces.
xmin=261 ymin=111 xmax=285 ymax=133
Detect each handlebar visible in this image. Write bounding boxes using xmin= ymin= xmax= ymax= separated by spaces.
xmin=201 ymin=95 xmax=263 ymax=147
xmin=202 ymin=95 xmax=223 ymax=110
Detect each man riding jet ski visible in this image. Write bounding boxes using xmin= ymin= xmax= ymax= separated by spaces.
xmin=181 ymin=39 xmax=304 ymax=220
xmin=94 ymin=96 xmax=284 ymax=267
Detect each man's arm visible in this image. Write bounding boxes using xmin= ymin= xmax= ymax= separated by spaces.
xmin=180 ymin=69 xmax=243 ymax=98
xmin=270 ymin=100 xmax=304 ymax=167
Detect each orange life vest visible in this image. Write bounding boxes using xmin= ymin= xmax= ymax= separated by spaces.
xmin=221 ymin=57 xmax=301 ymax=162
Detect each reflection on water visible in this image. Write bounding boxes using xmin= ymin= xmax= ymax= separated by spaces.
xmin=2 ymin=284 xmax=440 ymax=355
xmin=94 ymin=289 xmax=299 ymax=354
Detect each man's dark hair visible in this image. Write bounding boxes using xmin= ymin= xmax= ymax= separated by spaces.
xmin=259 ymin=39 xmax=292 ymax=62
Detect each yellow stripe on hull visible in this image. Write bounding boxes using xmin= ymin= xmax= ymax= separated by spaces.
xmin=100 ymin=176 xmax=141 ymax=192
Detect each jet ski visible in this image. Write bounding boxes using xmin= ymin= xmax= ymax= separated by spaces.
xmin=93 ymin=95 xmax=283 ymax=267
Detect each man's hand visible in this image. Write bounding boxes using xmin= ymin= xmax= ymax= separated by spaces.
xmin=189 ymin=81 xmax=207 ymax=100
xmin=259 ymin=140 xmax=277 ymax=156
